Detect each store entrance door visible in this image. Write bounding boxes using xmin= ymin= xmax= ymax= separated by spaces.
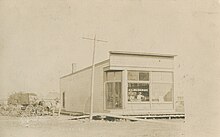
xmin=105 ymin=82 xmax=122 ymax=109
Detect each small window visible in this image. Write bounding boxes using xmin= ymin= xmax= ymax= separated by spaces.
xmin=128 ymin=71 xmax=149 ymax=81
xmin=105 ymin=71 xmax=122 ymax=81
xmin=106 ymin=72 xmax=114 ymax=81
xmin=139 ymin=72 xmax=149 ymax=81
xmin=114 ymin=71 xmax=122 ymax=81
xmin=128 ymin=71 xmax=139 ymax=81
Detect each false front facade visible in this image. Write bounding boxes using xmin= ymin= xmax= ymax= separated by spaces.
xmin=60 ymin=51 xmax=177 ymax=115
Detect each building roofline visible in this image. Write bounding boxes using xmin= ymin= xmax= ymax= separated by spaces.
xmin=60 ymin=59 xmax=109 ymax=79
xmin=109 ymin=51 xmax=177 ymax=57
xmin=61 ymin=51 xmax=176 ymax=79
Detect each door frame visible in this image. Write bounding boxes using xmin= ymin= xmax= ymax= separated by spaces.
xmin=104 ymin=81 xmax=123 ymax=110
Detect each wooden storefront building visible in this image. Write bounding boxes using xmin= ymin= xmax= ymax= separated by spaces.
xmin=60 ymin=51 xmax=178 ymax=115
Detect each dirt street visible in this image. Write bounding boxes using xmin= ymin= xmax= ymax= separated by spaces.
xmin=0 ymin=116 xmax=185 ymax=137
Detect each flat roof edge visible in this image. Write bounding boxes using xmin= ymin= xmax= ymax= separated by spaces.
xmin=60 ymin=59 xmax=109 ymax=79
xmin=109 ymin=51 xmax=177 ymax=57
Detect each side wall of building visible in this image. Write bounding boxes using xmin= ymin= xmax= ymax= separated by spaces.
xmin=60 ymin=61 xmax=109 ymax=113
xmin=60 ymin=69 xmax=91 ymax=113
xmin=93 ymin=62 xmax=109 ymax=113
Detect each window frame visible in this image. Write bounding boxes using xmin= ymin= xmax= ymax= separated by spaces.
xmin=151 ymin=71 xmax=174 ymax=104
xmin=104 ymin=71 xmax=123 ymax=110
xmin=127 ymin=71 xmax=150 ymax=104
xmin=127 ymin=70 xmax=174 ymax=104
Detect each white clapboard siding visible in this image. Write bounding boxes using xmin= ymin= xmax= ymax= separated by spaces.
xmin=60 ymin=60 xmax=109 ymax=113
xmin=110 ymin=53 xmax=174 ymax=69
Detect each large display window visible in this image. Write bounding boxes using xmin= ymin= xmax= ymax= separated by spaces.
xmin=127 ymin=71 xmax=173 ymax=103
xmin=105 ymin=70 xmax=174 ymax=108
xmin=151 ymin=83 xmax=173 ymax=102
xmin=127 ymin=71 xmax=150 ymax=102
xmin=151 ymin=72 xmax=173 ymax=103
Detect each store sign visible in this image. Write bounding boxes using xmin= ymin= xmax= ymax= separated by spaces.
xmin=128 ymin=88 xmax=148 ymax=92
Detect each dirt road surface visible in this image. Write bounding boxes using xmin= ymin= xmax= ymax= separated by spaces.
xmin=0 ymin=116 xmax=185 ymax=137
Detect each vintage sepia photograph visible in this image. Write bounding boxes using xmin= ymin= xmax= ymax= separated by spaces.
xmin=0 ymin=0 xmax=219 ymax=137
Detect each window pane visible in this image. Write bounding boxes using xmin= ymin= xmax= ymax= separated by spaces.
xmin=139 ymin=72 xmax=149 ymax=81
xmin=106 ymin=71 xmax=122 ymax=81
xmin=106 ymin=72 xmax=114 ymax=81
xmin=114 ymin=82 xmax=122 ymax=108
xmin=151 ymin=72 xmax=161 ymax=82
xmin=128 ymin=71 xmax=139 ymax=81
xmin=114 ymin=71 xmax=122 ymax=81
xmin=151 ymin=83 xmax=173 ymax=102
xmin=128 ymin=83 xmax=149 ymax=102
xmin=161 ymin=72 xmax=173 ymax=82
xmin=152 ymin=72 xmax=173 ymax=82
xmin=105 ymin=82 xmax=122 ymax=109
xmin=105 ymin=83 xmax=113 ymax=109
xmin=128 ymin=71 xmax=149 ymax=81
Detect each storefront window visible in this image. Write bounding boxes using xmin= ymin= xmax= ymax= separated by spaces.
xmin=128 ymin=83 xmax=149 ymax=102
xmin=151 ymin=72 xmax=173 ymax=102
xmin=127 ymin=71 xmax=150 ymax=102
xmin=151 ymin=83 xmax=173 ymax=102
xmin=127 ymin=71 xmax=173 ymax=103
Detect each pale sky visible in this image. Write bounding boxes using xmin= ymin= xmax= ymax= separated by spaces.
xmin=0 ymin=0 xmax=194 ymax=97
xmin=0 ymin=0 xmax=220 ymax=135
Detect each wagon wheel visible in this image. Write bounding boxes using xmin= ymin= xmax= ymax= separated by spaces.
xmin=49 ymin=106 xmax=56 ymax=116
xmin=0 ymin=106 xmax=6 ymax=116
xmin=13 ymin=106 xmax=22 ymax=117
xmin=36 ymin=105 xmax=44 ymax=116
xmin=7 ymin=105 xmax=16 ymax=116
xmin=42 ymin=106 xmax=49 ymax=115
xmin=2 ymin=107 xmax=9 ymax=116
xmin=25 ymin=105 xmax=35 ymax=116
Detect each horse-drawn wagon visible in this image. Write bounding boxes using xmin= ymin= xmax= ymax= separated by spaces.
xmin=5 ymin=92 xmax=59 ymax=117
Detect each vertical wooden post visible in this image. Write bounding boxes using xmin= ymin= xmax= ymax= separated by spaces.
xmin=123 ymin=69 xmax=128 ymax=110
xmin=149 ymin=71 xmax=152 ymax=110
xmin=82 ymin=35 xmax=107 ymax=121
xmin=89 ymin=35 xmax=96 ymax=121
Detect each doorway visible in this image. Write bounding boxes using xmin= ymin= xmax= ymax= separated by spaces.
xmin=105 ymin=82 xmax=122 ymax=109
xmin=104 ymin=71 xmax=122 ymax=109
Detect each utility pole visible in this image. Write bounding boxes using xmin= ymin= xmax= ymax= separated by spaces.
xmin=82 ymin=35 xmax=107 ymax=121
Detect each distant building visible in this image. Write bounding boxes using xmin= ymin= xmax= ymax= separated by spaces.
xmin=60 ymin=51 xmax=181 ymax=115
